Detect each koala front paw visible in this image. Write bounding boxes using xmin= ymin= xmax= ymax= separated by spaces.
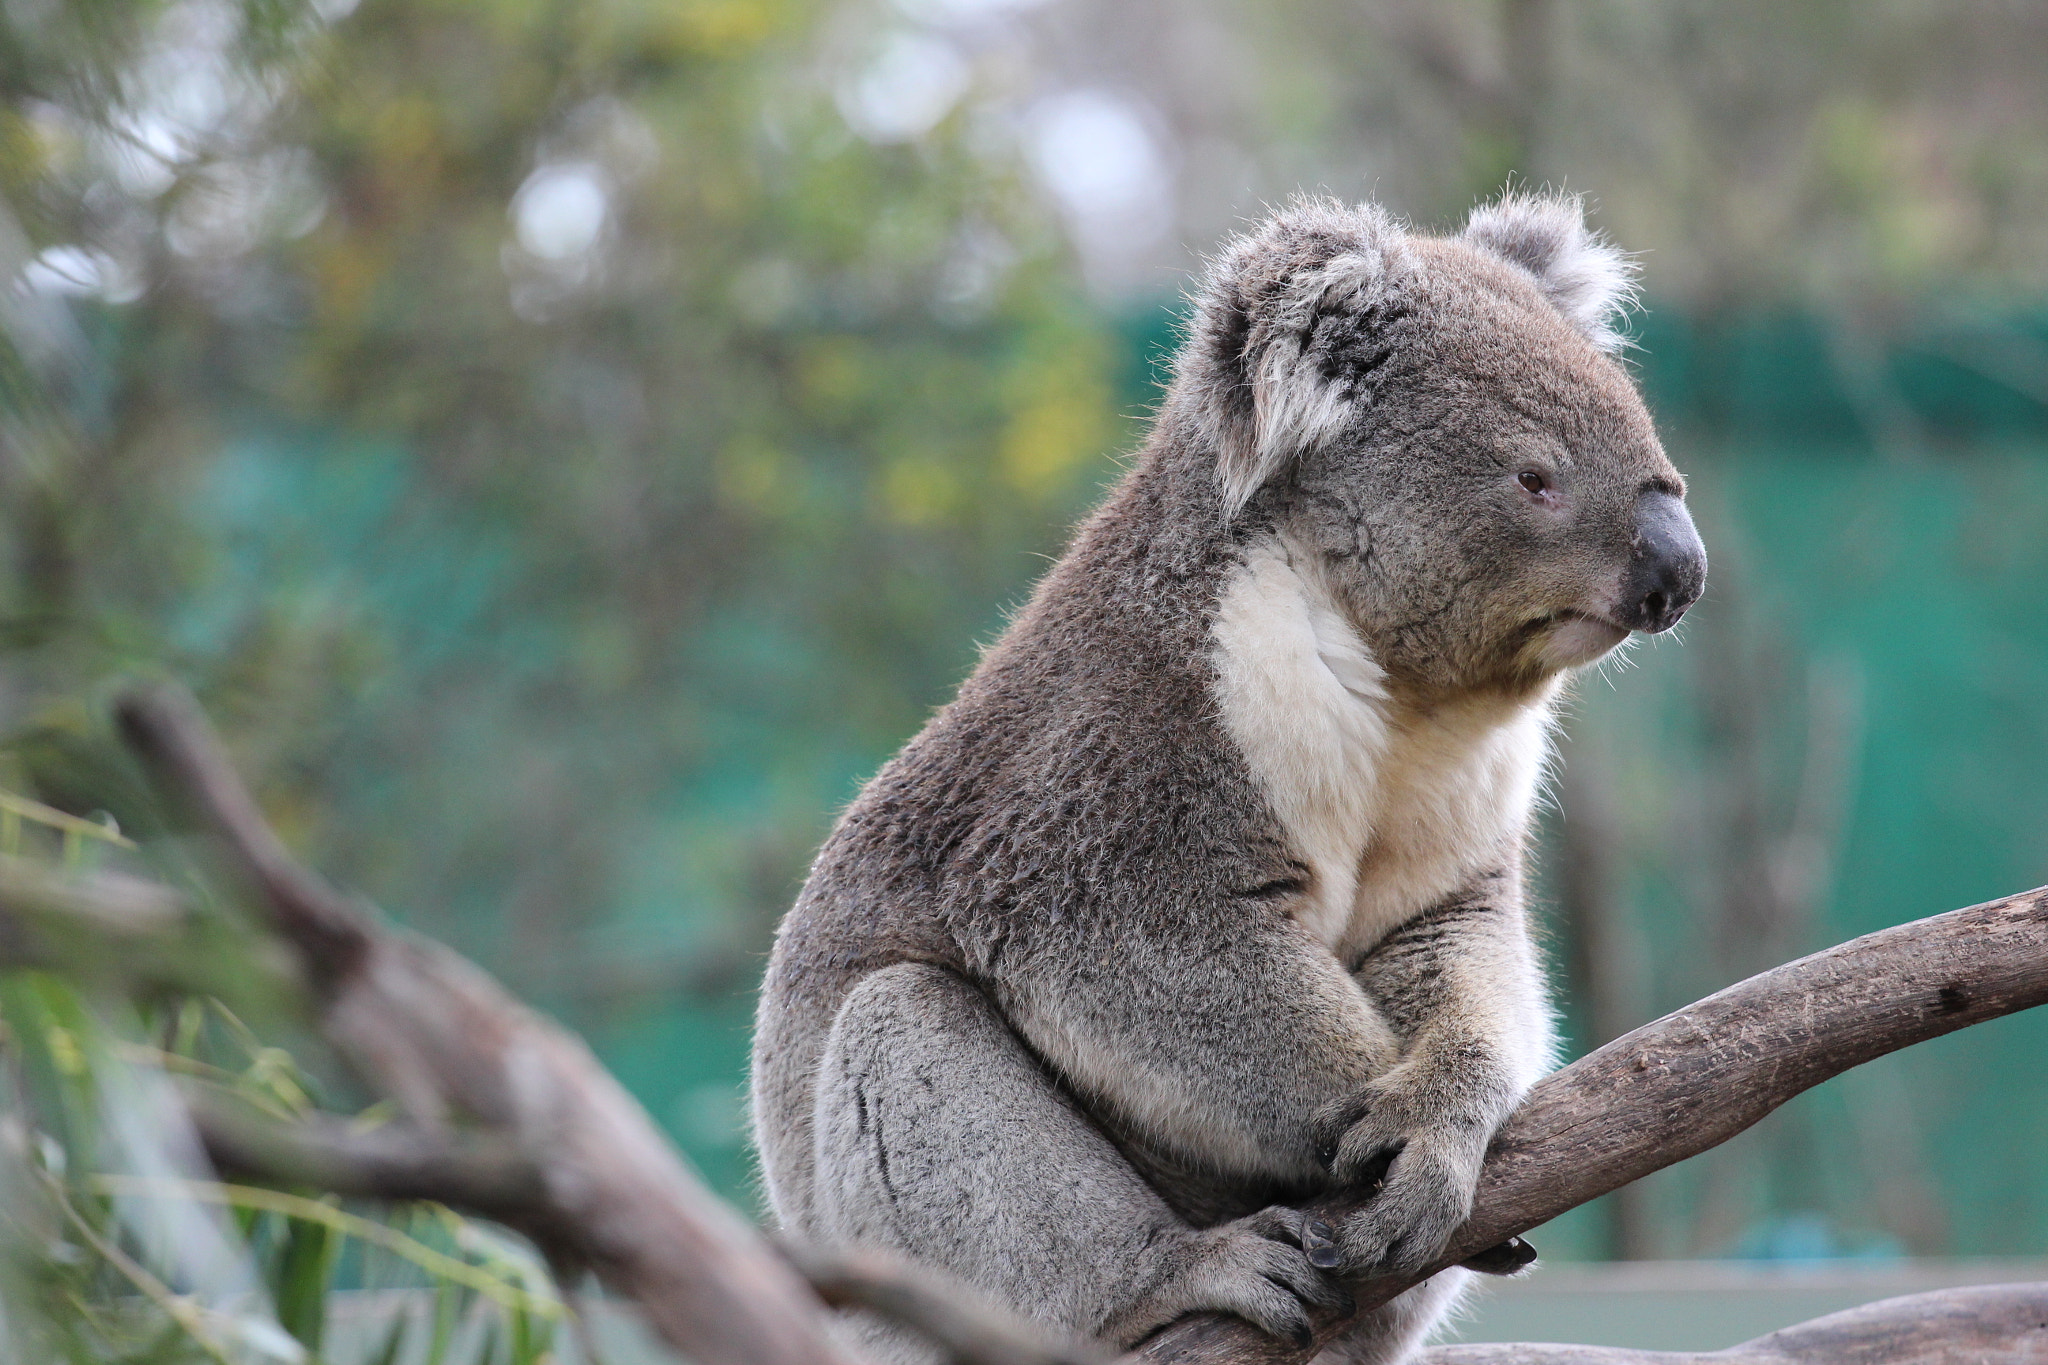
xmin=1115 ymin=1206 xmax=1352 ymax=1349
xmin=1334 ymin=1132 xmax=1481 ymax=1274
xmin=1324 ymin=1094 xmax=1491 ymax=1276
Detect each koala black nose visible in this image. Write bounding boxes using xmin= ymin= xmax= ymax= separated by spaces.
xmin=1618 ymin=490 xmax=1706 ymax=633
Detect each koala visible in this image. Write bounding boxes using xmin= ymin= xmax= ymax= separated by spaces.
xmin=750 ymin=193 xmax=1705 ymax=1364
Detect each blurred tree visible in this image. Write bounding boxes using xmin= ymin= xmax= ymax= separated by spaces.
xmin=0 ymin=0 xmax=1131 ymax=1196
xmin=988 ymin=0 xmax=2048 ymax=307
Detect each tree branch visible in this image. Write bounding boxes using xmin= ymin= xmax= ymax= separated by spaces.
xmin=187 ymin=1097 xmax=1107 ymax=1365
xmin=1133 ymin=885 xmax=2048 ymax=1364
xmin=0 ymin=855 xmax=293 ymax=1004
xmin=1420 ymin=1282 xmax=2048 ymax=1365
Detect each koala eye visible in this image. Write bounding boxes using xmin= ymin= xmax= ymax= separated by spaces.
xmin=1517 ymin=470 xmax=1548 ymax=495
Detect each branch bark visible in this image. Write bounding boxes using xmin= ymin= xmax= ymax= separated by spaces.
xmin=1420 ymin=1282 xmax=2048 ymax=1365
xmin=185 ymin=1093 xmax=545 ymax=1216
xmin=1133 ymin=884 xmax=2048 ymax=1364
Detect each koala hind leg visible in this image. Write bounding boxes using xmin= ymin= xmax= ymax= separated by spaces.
xmin=805 ymin=962 xmax=1348 ymax=1358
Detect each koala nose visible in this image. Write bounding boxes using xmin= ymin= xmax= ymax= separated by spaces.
xmin=1618 ymin=490 xmax=1706 ymax=633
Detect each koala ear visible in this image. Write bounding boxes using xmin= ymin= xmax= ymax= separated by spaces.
xmin=1462 ymin=192 xmax=1637 ymax=353
xmin=1179 ymin=199 xmax=1411 ymax=519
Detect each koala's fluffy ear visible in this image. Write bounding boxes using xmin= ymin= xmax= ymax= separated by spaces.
xmin=1179 ymin=198 xmax=1411 ymax=519
xmin=1462 ymin=192 xmax=1637 ymax=354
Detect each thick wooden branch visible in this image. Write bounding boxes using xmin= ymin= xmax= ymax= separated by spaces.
xmin=1420 ymin=1282 xmax=2048 ymax=1364
xmin=1134 ymin=884 xmax=2048 ymax=1364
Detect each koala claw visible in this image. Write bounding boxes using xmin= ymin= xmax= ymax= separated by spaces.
xmin=1302 ymin=1217 xmax=1343 ymax=1269
xmin=1459 ymin=1235 xmax=1538 ymax=1276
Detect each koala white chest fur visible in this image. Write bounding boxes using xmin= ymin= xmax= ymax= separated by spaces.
xmin=1211 ymin=534 xmax=1556 ymax=959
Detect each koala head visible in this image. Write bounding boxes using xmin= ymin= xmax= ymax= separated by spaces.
xmin=1175 ymin=193 xmax=1706 ymax=698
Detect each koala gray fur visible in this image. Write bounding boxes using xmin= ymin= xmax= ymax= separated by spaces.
xmin=750 ymin=193 xmax=1704 ymax=1364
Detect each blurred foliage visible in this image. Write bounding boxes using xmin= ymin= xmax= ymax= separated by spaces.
xmin=0 ymin=0 xmax=1134 ymax=1205
xmin=1034 ymin=0 xmax=2048 ymax=305
xmin=0 ymin=797 xmax=574 ymax=1365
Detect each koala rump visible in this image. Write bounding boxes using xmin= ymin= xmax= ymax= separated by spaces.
xmin=751 ymin=192 xmax=1702 ymax=1364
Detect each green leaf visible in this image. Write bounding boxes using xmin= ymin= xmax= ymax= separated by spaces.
xmin=509 ymin=1305 xmax=554 ymax=1365
xmin=425 ymin=1280 xmax=462 ymax=1365
xmin=270 ymin=1209 xmax=339 ymax=1357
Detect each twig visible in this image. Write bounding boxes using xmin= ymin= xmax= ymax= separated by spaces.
xmin=0 ymin=855 xmax=290 ymax=1004
xmin=1419 ymin=1282 xmax=2048 ymax=1364
xmin=189 ymin=1100 xmax=1120 ymax=1365
xmin=114 ymin=690 xmax=374 ymax=990
xmin=183 ymin=1095 xmax=544 ymax=1220
xmin=1133 ymin=884 xmax=2048 ymax=1363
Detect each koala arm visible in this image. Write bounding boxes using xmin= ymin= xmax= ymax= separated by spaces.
xmin=1327 ymin=861 xmax=1552 ymax=1272
xmin=990 ymin=899 xmax=1407 ymax=1191
xmin=1351 ymin=863 xmax=1551 ymax=1101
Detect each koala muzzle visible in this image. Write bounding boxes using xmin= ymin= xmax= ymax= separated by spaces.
xmin=1618 ymin=490 xmax=1706 ymax=633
